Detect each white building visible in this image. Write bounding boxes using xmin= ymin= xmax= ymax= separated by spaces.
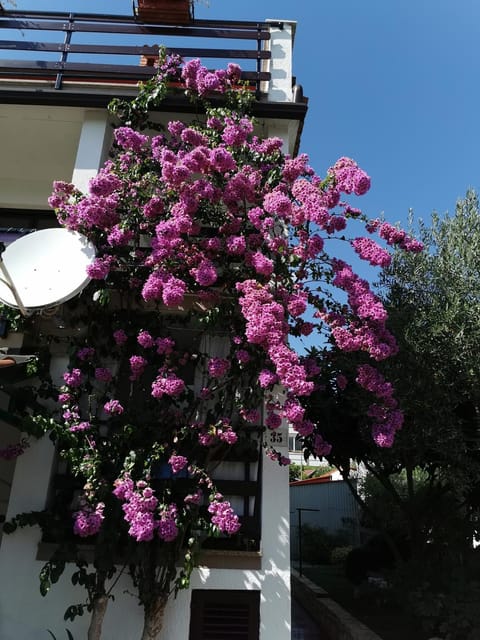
xmin=0 ymin=8 xmax=308 ymax=640
xmin=288 ymin=428 xmax=323 ymax=469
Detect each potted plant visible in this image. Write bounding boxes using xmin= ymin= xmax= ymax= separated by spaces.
xmin=135 ymin=0 xmax=193 ymax=25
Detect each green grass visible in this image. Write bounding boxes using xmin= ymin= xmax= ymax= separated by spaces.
xmin=301 ymin=564 xmax=430 ymax=640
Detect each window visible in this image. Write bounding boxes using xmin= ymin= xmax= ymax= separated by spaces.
xmin=289 ymin=435 xmax=302 ymax=452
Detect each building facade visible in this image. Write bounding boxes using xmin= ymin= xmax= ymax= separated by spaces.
xmin=0 ymin=9 xmax=307 ymax=639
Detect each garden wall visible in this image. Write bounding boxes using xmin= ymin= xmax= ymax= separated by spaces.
xmin=291 ymin=569 xmax=383 ymax=640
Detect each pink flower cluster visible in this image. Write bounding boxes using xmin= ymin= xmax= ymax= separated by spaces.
xmin=69 ymin=421 xmax=91 ymax=433
xmin=104 ymin=399 xmax=124 ymax=415
xmin=73 ymin=501 xmax=105 ymax=538
xmin=329 ymin=157 xmax=371 ymax=196
xmin=356 ymin=364 xmax=404 ymax=447
xmin=313 ymin=434 xmax=332 ymax=457
xmin=266 ymin=448 xmax=291 ymax=466
xmin=137 ymin=330 xmax=155 ymax=349
xmin=208 ymin=498 xmax=241 ymax=535
xmin=181 ymin=59 xmax=241 ymax=97
xmin=113 ymin=329 xmax=128 ymax=345
xmin=208 ymin=357 xmax=230 ymax=379
xmin=169 ymin=455 xmax=188 ymax=474
xmin=77 ymin=346 xmax=95 ymax=361
xmin=0 ymin=438 xmax=29 ymax=460
xmin=130 ymin=355 xmax=148 ymax=381
xmin=113 ymin=475 xmax=179 ymax=543
xmin=194 ymin=419 xmax=239 ymax=447
xmin=141 ymin=271 xmax=187 ymax=306
xmin=87 ymin=255 xmax=116 ymax=280
xmin=95 ymin=367 xmax=113 ymax=383
xmin=63 ymin=368 xmax=83 ymax=388
xmin=48 ymin=52 xmax=426 ymax=537
xmin=377 ymin=222 xmax=424 ymax=253
xmin=356 ymin=364 xmax=394 ymax=398
xmin=151 ymin=372 xmax=185 ymax=398
xmin=236 ymin=280 xmax=313 ymax=396
xmin=351 ymin=237 xmax=392 ymax=268
xmin=328 ymin=261 xmax=398 ymax=361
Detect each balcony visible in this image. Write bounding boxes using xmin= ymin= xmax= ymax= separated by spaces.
xmin=0 ymin=9 xmax=308 ymax=211
xmin=0 ymin=9 xmax=307 ymax=119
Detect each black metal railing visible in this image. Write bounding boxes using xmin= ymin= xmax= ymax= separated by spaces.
xmin=0 ymin=209 xmax=58 ymax=231
xmin=0 ymin=10 xmax=274 ymax=92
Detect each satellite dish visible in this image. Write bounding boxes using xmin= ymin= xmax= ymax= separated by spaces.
xmin=0 ymin=228 xmax=96 ymax=313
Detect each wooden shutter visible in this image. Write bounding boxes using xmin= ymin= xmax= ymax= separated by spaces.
xmin=189 ymin=589 xmax=260 ymax=640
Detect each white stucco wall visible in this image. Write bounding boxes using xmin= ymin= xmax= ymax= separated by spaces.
xmin=71 ymin=110 xmax=113 ymax=194
xmin=263 ymin=20 xmax=296 ymax=103
xmin=0 ymin=431 xmax=290 ymax=640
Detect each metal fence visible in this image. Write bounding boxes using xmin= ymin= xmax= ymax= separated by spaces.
xmin=290 ymin=480 xmax=362 ymax=563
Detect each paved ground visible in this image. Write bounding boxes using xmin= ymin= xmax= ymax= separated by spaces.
xmin=292 ymin=598 xmax=323 ymax=639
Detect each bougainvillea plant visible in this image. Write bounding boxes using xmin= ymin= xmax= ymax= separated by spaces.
xmin=6 ymin=50 xmax=422 ymax=639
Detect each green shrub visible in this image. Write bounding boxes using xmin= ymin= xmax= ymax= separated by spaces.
xmin=289 ymin=463 xmax=301 ymax=482
xmin=300 ymin=525 xmax=350 ymax=565
xmin=331 ymin=545 xmax=353 ymax=565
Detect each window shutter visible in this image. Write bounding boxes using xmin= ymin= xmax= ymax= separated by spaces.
xmin=189 ymin=589 xmax=260 ymax=640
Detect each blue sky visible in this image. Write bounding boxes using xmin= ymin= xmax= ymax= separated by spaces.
xmin=8 ymin=0 xmax=480 ymax=230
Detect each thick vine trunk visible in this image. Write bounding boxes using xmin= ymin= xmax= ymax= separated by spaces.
xmin=140 ymin=594 xmax=168 ymax=640
xmin=87 ymin=594 xmax=109 ymax=640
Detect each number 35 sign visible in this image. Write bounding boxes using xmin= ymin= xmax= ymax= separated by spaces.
xmin=266 ymin=426 xmax=288 ymax=449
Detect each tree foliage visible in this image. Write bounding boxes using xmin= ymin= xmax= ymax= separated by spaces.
xmin=305 ymin=191 xmax=480 ymax=638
